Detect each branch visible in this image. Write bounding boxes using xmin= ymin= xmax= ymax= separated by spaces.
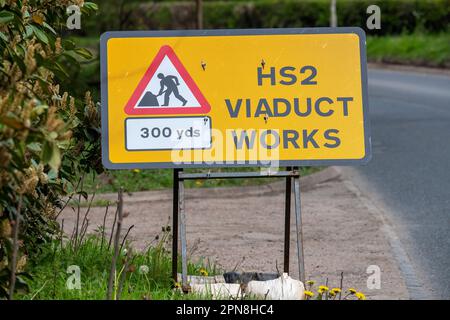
xmin=9 ymin=196 xmax=22 ymax=300
xmin=116 ymin=249 xmax=133 ymax=300
xmin=106 ymin=188 xmax=124 ymax=300
xmin=119 ymin=225 xmax=134 ymax=254
xmin=100 ymin=204 xmax=110 ymax=251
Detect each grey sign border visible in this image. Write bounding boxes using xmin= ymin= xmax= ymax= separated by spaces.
xmin=124 ymin=116 xmax=212 ymax=151
xmin=100 ymin=27 xmax=371 ymax=169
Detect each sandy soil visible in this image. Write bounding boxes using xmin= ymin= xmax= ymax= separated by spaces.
xmin=61 ymin=174 xmax=409 ymax=300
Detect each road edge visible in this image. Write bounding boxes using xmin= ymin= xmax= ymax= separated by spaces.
xmin=339 ymin=167 xmax=433 ymax=300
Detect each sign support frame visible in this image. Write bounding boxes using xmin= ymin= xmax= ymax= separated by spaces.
xmin=171 ymin=167 xmax=306 ymax=290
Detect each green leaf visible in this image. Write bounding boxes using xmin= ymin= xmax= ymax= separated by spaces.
xmin=41 ymin=140 xmax=52 ymax=163
xmin=43 ymin=60 xmax=69 ymax=79
xmin=47 ymin=32 xmax=56 ymax=48
xmin=27 ymin=142 xmax=42 ymax=153
xmin=0 ymin=31 xmax=7 ymax=42
xmin=42 ymin=22 xmax=56 ymax=35
xmin=52 ymin=61 xmax=69 ymax=78
xmin=48 ymin=131 xmax=58 ymax=140
xmin=82 ymin=2 xmax=98 ymax=13
xmin=47 ymin=169 xmax=58 ymax=181
xmin=31 ymin=25 xmax=48 ymax=44
xmin=61 ymin=51 xmax=79 ymax=65
xmin=0 ymin=11 xmax=14 ymax=25
xmin=62 ymin=39 xmax=76 ymax=50
xmin=74 ymin=47 xmax=93 ymax=60
xmin=6 ymin=45 xmax=26 ymax=73
xmin=49 ymin=143 xmax=61 ymax=171
xmin=24 ymin=25 xmax=33 ymax=38
xmin=77 ymin=190 xmax=88 ymax=200
xmin=16 ymin=43 xmax=25 ymax=57
xmin=42 ymin=141 xmax=61 ymax=171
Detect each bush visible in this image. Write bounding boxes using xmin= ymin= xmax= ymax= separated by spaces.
xmin=0 ymin=0 xmax=101 ymax=298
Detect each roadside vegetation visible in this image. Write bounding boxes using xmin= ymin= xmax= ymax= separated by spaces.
xmin=0 ymin=1 xmax=101 ymax=298
xmin=19 ymin=227 xmax=218 ymax=300
xmin=87 ymin=0 xmax=449 ymax=36
xmin=367 ymin=33 xmax=450 ymax=68
xmin=86 ymin=0 xmax=449 ymax=70
xmin=16 ymin=186 xmax=220 ymax=300
xmin=82 ymin=167 xmax=321 ymax=194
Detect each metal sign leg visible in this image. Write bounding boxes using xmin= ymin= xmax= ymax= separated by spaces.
xmin=284 ymin=167 xmax=292 ymax=274
xmin=179 ymin=173 xmax=188 ymax=290
xmin=172 ymin=169 xmax=181 ymax=284
xmin=293 ymin=167 xmax=306 ymax=283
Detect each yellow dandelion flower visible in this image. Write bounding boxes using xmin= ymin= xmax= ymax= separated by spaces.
xmin=328 ymin=291 xmax=336 ymax=297
xmin=199 ymin=268 xmax=208 ymax=276
xmin=133 ymin=169 xmax=141 ymax=173
xmin=304 ymin=290 xmax=314 ymax=298
xmin=348 ymin=288 xmax=357 ymax=294
xmin=174 ymin=282 xmax=181 ymax=289
xmin=318 ymin=287 xmax=329 ymax=294
xmin=306 ymin=280 xmax=315 ymax=286
xmin=355 ymin=292 xmax=366 ymax=300
xmin=331 ymin=288 xmax=341 ymax=294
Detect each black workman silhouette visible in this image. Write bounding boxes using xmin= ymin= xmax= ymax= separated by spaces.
xmin=157 ymin=73 xmax=187 ymax=106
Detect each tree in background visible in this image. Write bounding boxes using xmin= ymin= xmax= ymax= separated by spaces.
xmin=0 ymin=0 xmax=100 ymax=298
xmin=196 ymin=0 xmax=203 ymax=29
xmin=330 ymin=0 xmax=337 ymax=27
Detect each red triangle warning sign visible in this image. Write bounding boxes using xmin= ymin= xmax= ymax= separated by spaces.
xmin=124 ymin=45 xmax=211 ymax=115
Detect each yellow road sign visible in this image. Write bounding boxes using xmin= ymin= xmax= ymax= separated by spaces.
xmin=100 ymin=28 xmax=371 ymax=169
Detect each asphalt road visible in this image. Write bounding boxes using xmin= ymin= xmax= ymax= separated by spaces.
xmin=342 ymin=69 xmax=450 ymax=299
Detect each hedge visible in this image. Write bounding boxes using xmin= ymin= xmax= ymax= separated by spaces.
xmin=83 ymin=0 xmax=449 ymax=36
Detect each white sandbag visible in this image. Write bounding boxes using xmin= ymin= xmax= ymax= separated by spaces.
xmin=246 ymin=273 xmax=305 ymax=300
xmin=191 ymin=283 xmax=243 ymax=299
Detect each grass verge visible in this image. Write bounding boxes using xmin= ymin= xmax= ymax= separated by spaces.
xmin=367 ymin=33 xmax=450 ymax=68
xmin=19 ymin=230 xmax=219 ymax=300
xmin=81 ymin=167 xmax=322 ymax=194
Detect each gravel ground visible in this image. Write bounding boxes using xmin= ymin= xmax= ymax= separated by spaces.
xmin=61 ymin=172 xmax=409 ymax=300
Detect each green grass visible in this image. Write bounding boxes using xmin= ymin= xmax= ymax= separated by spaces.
xmin=68 ymin=198 xmax=113 ymax=208
xmin=367 ymin=33 xmax=450 ymax=68
xmin=19 ymin=231 xmax=220 ymax=300
xmin=81 ymin=167 xmax=321 ymax=194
